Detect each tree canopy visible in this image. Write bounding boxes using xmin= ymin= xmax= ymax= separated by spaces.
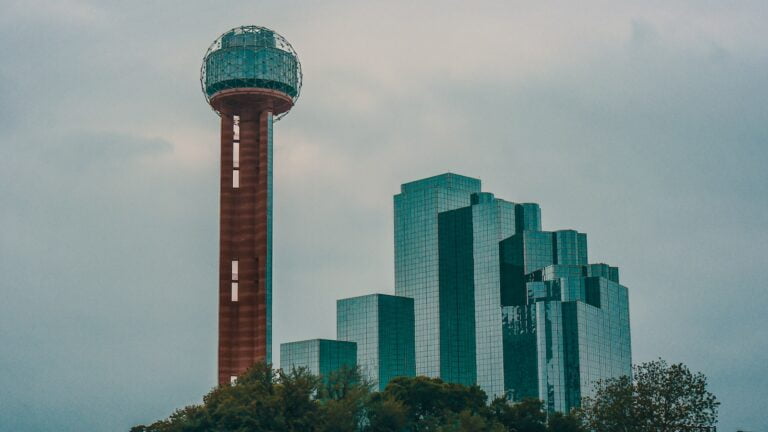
xmin=580 ymin=359 xmax=719 ymax=432
xmin=134 ymin=359 xmax=717 ymax=432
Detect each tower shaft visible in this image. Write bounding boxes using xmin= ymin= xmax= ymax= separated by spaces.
xmin=218 ymin=106 xmax=273 ymax=386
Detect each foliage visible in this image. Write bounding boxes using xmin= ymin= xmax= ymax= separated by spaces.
xmin=581 ymin=359 xmax=719 ymax=432
xmin=318 ymin=366 xmax=372 ymax=432
xmin=545 ymin=411 xmax=586 ymax=432
xmin=365 ymin=394 xmax=409 ymax=432
xmin=578 ymin=374 xmax=636 ymax=432
xmin=132 ymin=362 xmax=312 ymax=432
xmin=381 ymin=375 xmax=488 ymax=429
xmin=134 ymin=359 xmax=716 ymax=432
xmin=490 ymin=397 xmax=547 ymax=432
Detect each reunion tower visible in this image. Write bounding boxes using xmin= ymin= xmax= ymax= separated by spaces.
xmin=201 ymin=25 xmax=302 ymax=385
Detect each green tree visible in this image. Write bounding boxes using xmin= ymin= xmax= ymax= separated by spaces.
xmin=489 ymin=397 xmax=546 ymax=432
xmin=130 ymin=404 xmax=209 ymax=432
xmin=581 ymin=359 xmax=719 ymax=432
xmin=278 ymin=366 xmax=321 ymax=431
xmin=132 ymin=362 xmax=316 ymax=432
xmin=437 ymin=409 xmax=506 ymax=432
xmin=578 ymin=374 xmax=637 ymax=432
xmin=318 ymin=366 xmax=371 ymax=432
xmin=382 ymin=376 xmax=489 ymax=430
xmin=365 ymin=394 xmax=409 ymax=432
xmin=546 ymin=411 xmax=586 ymax=432
xmin=200 ymin=362 xmax=285 ymax=431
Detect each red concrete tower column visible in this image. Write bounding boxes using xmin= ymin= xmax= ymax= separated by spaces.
xmin=213 ymin=89 xmax=292 ymax=386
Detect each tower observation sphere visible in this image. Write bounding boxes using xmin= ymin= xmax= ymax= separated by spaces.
xmin=201 ymin=25 xmax=302 ymax=386
xmin=201 ymin=25 xmax=302 ymax=119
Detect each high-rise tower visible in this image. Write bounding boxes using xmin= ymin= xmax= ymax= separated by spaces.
xmin=393 ymin=174 xmax=480 ymax=379
xmin=394 ymin=173 xmax=631 ymax=408
xmin=201 ymin=26 xmax=302 ymax=386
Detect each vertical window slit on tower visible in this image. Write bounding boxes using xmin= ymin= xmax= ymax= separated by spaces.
xmin=231 ymin=260 xmax=238 ymax=281
xmin=232 ymin=115 xmax=240 ymax=185
xmin=231 ymin=282 xmax=239 ymax=302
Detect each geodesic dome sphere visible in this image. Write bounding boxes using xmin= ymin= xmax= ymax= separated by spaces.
xmin=201 ymin=25 xmax=302 ymax=119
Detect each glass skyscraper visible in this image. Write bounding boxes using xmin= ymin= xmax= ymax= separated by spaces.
xmin=280 ymin=339 xmax=357 ymax=379
xmin=394 ymin=173 xmax=631 ymax=410
xmin=336 ymin=294 xmax=415 ymax=390
xmin=438 ymin=192 xmax=515 ymax=397
xmin=394 ymin=173 xmax=481 ymax=379
xmin=501 ymin=264 xmax=631 ymax=412
xmin=497 ymin=217 xmax=630 ymax=412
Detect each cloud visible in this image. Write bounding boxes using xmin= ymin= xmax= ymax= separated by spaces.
xmin=40 ymin=131 xmax=171 ymax=169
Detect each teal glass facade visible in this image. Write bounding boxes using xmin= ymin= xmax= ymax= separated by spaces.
xmin=437 ymin=206 xmax=477 ymax=386
xmin=203 ymin=27 xmax=300 ymax=100
xmin=499 ymin=228 xmax=588 ymax=307
xmin=280 ymin=339 xmax=357 ymax=379
xmin=438 ymin=192 xmax=515 ymax=397
xmin=336 ymin=294 xmax=415 ymax=390
xmin=502 ymin=257 xmax=630 ymax=413
xmin=394 ymin=174 xmax=481 ymax=378
xmin=394 ymin=173 xmax=631 ymax=412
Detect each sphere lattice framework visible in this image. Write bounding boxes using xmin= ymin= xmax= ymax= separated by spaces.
xmin=201 ymin=25 xmax=302 ymax=120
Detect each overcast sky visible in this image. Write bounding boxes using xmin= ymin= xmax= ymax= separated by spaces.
xmin=1 ymin=1 xmax=766 ymax=430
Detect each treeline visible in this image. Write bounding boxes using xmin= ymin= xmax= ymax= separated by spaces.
xmin=133 ymin=359 xmax=718 ymax=432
